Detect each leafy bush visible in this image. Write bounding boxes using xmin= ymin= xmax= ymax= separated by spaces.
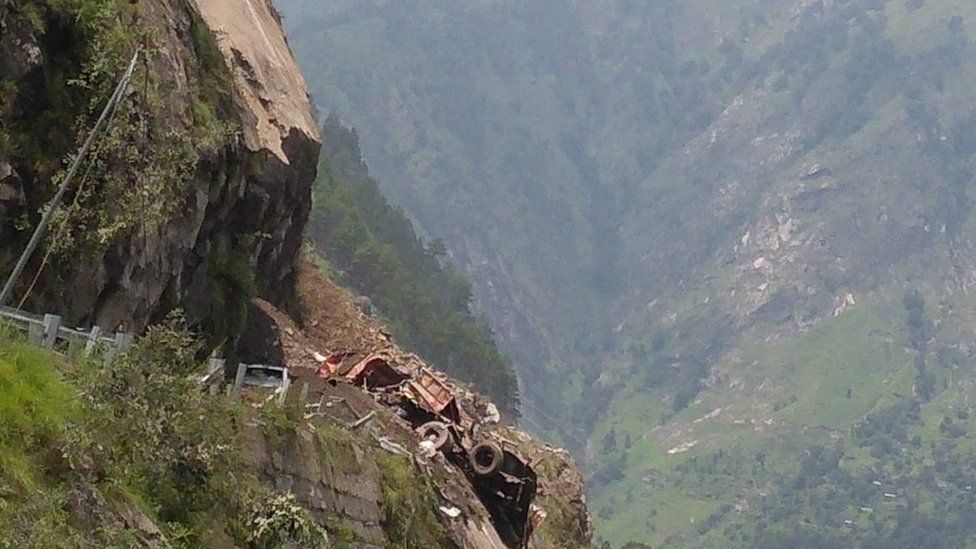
xmin=71 ymin=313 xmax=255 ymax=536
xmin=248 ymin=492 xmax=328 ymax=548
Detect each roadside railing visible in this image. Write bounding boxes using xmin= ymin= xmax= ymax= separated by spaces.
xmin=0 ymin=304 xmax=302 ymax=405
xmin=0 ymin=306 xmax=133 ymax=360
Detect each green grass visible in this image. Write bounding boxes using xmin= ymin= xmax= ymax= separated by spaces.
xmin=0 ymin=326 xmax=74 ymax=489
xmin=376 ymin=452 xmax=447 ymax=548
xmin=0 ymin=326 xmax=89 ymax=546
xmin=591 ymin=298 xmax=922 ymax=546
xmin=754 ymin=304 xmax=907 ymax=428
xmin=596 ymin=485 xmax=722 ymax=547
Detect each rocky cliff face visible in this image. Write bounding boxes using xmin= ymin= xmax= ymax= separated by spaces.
xmin=0 ymin=0 xmax=319 ymax=332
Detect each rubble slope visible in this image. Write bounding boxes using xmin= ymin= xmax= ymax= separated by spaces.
xmin=241 ymin=260 xmax=593 ymax=548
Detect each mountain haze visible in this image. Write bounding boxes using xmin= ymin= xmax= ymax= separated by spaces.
xmin=279 ymin=0 xmax=976 ymax=545
xmin=0 ymin=1 xmax=591 ymax=546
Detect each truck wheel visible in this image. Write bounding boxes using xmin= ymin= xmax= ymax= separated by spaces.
xmin=416 ymin=421 xmax=451 ymax=451
xmin=469 ymin=442 xmax=503 ymax=476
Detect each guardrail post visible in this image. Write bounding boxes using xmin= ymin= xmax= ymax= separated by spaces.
xmin=115 ymin=332 xmax=133 ymax=351
xmin=84 ymin=326 xmax=102 ymax=357
xmin=67 ymin=335 xmax=81 ymax=359
xmin=104 ymin=332 xmax=133 ymax=364
xmin=232 ymin=363 xmax=247 ymax=400
xmin=278 ymin=372 xmax=292 ymax=405
xmin=27 ymin=322 xmax=43 ymax=345
xmin=42 ymin=314 xmax=60 ymax=349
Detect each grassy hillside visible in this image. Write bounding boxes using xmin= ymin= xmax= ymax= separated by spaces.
xmin=0 ymin=319 xmax=266 ymax=545
xmin=0 ymin=318 xmax=454 ymax=547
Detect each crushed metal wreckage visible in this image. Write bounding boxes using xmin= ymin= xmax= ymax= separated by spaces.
xmin=317 ymin=350 xmax=543 ymax=548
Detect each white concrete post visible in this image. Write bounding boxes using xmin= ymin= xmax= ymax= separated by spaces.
xmin=42 ymin=314 xmax=60 ymax=349
xmin=84 ymin=326 xmax=102 ymax=357
xmin=232 ymin=363 xmax=248 ymax=400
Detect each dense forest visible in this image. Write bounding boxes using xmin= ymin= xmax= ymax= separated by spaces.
xmin=279 ymin=0 xmax=976 ymax=545
xmin=307 ymin=115 xmax=519 ymax=413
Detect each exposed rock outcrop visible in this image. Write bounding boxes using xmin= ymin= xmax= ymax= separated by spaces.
xmin=0 ymin=0 xmax=319 ymax=332
xmin=245 ymin=423 xmax=391 ymax=547
xmin=193 ymin=0 xmax=317 ymax=166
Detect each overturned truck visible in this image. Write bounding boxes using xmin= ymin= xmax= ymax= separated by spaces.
xmin=318 ymin=351 xmax=541 ymax=548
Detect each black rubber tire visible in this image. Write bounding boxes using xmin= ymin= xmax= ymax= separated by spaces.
xmin=416 ymin=421 xmax=451 ymax=451
xmin=469 ymin=441 xmax=503 ymax=476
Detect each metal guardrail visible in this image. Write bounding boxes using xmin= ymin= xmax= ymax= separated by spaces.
xmin=0 ymin=305 xmax=295 ymax=403
xmin=0 ymin=306 xmax=132 ymax=360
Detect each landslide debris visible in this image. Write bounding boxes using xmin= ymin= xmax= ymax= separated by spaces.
xmin=239 ymin=260 xmax=594 ymax=548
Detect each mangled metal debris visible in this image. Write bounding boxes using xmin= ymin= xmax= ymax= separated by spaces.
xmin=318 ymin=347 xmax=542 ymax=548
xmin=406 ymin=368 xmax=459 ymax=417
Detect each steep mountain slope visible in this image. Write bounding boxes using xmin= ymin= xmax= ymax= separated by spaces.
xmin=307 ymin=115 xmax=519 ymax=412
xmin=278 ymin=0 xmax=976 ymax=545
xmin=0 ymin=0 xmax=592 ymax=546
xmin=275 ymin=0 xmax=820 ymax=431
xmin=276 ymin=0 xmax=615 ymax=425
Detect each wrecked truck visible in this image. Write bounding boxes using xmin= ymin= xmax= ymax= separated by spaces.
xmin=319 ymin=351 xmax=540 ymax=548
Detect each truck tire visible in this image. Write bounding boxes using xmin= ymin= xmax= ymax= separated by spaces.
xmin=416 ymin=421 xmax=451 ymax=451
xmin=469 ymin=441 xmax=503 ymax=476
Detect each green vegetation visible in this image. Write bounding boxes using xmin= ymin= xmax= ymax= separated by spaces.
xmin=247 ymin=492 xmax=328 ymax=549
xmin=0 ymin=317 xmax=262 ymax=546
xmin=280 ymin=0 xmax=976 ymax=543
xmin=0 ymin=325 xmax=76 ymax=493
xmin=308 ymin=115 xmax=519 ymax=413
xmin=206 ymin=245 xmax=258 ymax=346
xmin=377 ymin=452 xmax=447 ymax=548
xmin=0 ymin=317 xmax=450 ymax=548
xmin=588 ymin=289 xmax=976 ymax=547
